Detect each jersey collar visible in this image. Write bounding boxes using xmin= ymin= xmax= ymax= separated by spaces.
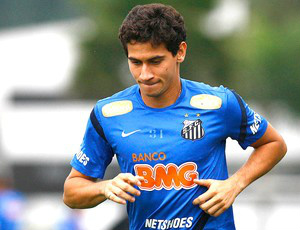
xmin=135 ymin=78 xmax=187 ymax=111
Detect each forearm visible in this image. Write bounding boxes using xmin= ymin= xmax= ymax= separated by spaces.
xmin=193 ymin=124 xmax=287 ymax=217
xmin=63 ymin=177 xmax=108 ymax=209
xmin=229 ymin=138 xmax=287 ymax=195
xmin=192 ymin=141 xmax=286 ymax=218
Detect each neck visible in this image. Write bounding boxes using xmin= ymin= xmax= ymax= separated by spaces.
xmin=141 ymin=77 xmax=182 ymax=108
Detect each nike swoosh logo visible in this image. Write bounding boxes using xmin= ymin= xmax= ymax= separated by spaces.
xmin=121 ymin=130 xmax=141 ymax=137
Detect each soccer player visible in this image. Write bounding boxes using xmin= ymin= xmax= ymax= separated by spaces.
xmin=63 ymin=3 xmax=287 ymax=230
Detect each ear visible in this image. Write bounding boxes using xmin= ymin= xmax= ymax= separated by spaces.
xmin=177 ymin=42 xmax=187 ymax=63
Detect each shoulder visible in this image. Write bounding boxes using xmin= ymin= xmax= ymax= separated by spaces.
xmin=93 ymin=84 xmax=139 ymax=118
xmin=96 ymin=84 xmax=138 ymax=105
xmin=183 ymin=79 xmax=234 ymax=108
xmin=184 ymin=79 xmax=228 ymax=96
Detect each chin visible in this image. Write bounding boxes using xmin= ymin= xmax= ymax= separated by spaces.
xmin=144 ymin=89 xmax=165 ymax=98
xmin=140 ymin=81 xmax=167 ymax=98
xmin=145 ymin=93 xmax=161 ymax=98
xmin=140 ymin=87 xmax=159 ymax=97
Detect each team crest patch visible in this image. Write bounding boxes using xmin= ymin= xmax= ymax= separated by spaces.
xmin=181 ymin=119 xmax=205 ymax=140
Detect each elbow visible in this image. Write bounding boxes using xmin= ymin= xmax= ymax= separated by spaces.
xmin=63 ymin=178 xmax=80 ymax=209
xmin=63 ymin=181 xmax=79 ymax=209
xmin=63 ymin=193 xmax=77 ymax=209
xmin=277 ymin=135 xmax=287 ymax=160
xmin=281 ymin=138 xmax=287 ymax=157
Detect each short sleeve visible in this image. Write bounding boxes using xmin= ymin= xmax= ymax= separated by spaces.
xmin=70 ymin=107 xmax=114 ymax=178
xmin=225 ymin=89 xmax=268 ymax=149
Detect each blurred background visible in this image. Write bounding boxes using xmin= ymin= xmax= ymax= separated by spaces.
xmin=0 ymin=0 xmax=299 ymax=229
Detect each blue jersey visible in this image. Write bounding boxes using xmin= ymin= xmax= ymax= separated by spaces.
xmin=71 ymin=79 xmax=268 ymax=230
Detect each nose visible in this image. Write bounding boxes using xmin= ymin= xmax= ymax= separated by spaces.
xmin=139 ymin=64 xmax=154 ymax=81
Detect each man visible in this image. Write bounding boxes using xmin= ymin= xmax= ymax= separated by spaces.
xmin=63 ymin=3 xmax=287 ymax=230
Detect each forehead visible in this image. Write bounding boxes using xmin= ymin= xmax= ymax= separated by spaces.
xmin=127 ymin=41 xmax=171 ymax=59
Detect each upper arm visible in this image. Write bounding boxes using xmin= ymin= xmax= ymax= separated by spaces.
xmin=70 ymin=107 xmax=114 ymax=179
xmin=66 ymin=167 xmax=98 ymax=182
xmin=251 ymin=123 xmax=287 ymax=152
xmin=225 ymin=89 xmax=268 ymax=149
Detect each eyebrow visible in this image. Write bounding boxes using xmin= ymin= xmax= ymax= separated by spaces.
xmin=128 ymin=55 xmax=165 ymax=62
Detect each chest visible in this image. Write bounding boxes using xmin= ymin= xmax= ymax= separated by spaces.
xmin=103 ymin=107 xmax=226 ymax=166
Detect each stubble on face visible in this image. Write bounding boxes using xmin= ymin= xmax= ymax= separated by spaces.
xmin=127 ymin=42 xmax=180 ymax=106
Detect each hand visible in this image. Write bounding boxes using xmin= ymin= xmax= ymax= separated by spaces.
xmin=192 ymin=178 xmax=240 ymax=217
xmin=103 ymin=173 xmax=144 ymax=205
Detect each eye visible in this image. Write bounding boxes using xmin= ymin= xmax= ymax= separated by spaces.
xmin=150 ymin=59 xmax=162 ymax=65
xmin=130 ymin=60 xmax=142 ymax=65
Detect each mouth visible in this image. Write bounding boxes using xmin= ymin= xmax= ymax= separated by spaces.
xmin=139 ymin=81 xmax=160 ymax=86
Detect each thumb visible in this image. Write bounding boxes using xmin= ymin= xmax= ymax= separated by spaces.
xmin=193 ymin=179 xmax=213 ymax=188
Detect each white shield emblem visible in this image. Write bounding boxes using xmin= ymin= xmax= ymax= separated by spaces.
xmin=181 ymin=119 xmax=205 ymax=140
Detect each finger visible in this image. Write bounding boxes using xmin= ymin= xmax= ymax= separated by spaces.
xmin=114 ymin=179 xmax=141 ymax=196
xmin=193 ymin=179 xmax=212 ymax=188
xmin=211 ymin=206 xmax=227 ymax=217
xmin=136 ymin=176 xmax=145 ymax=182
xmin=107 ymin=191 xmax=126 ymax=205
xmin=106 ymin=191 xmax=116 ymax=201
xmin=128 ymin=176 xmax=145 ymax=187
xmin=111 ymin=186 xmax=136 ymax=203
xmin=206 ymin=201 xmax=224 ymax=216
xmin=193 ymin=190 xmax=214 ymax=206
xmin=121 ymin=173 xmax=144 ymax=186
xmin=199 ymin=196 xmax=220 ymax=212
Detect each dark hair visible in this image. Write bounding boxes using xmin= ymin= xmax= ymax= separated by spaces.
xmin=119 ymin=3 xmax=186 ymax=56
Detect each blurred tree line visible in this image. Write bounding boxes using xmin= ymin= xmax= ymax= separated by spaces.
xmin=0 ymin=0 xmax=82 ymax=28
xmin=72 ymin=0 xmax=300 ymax=114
